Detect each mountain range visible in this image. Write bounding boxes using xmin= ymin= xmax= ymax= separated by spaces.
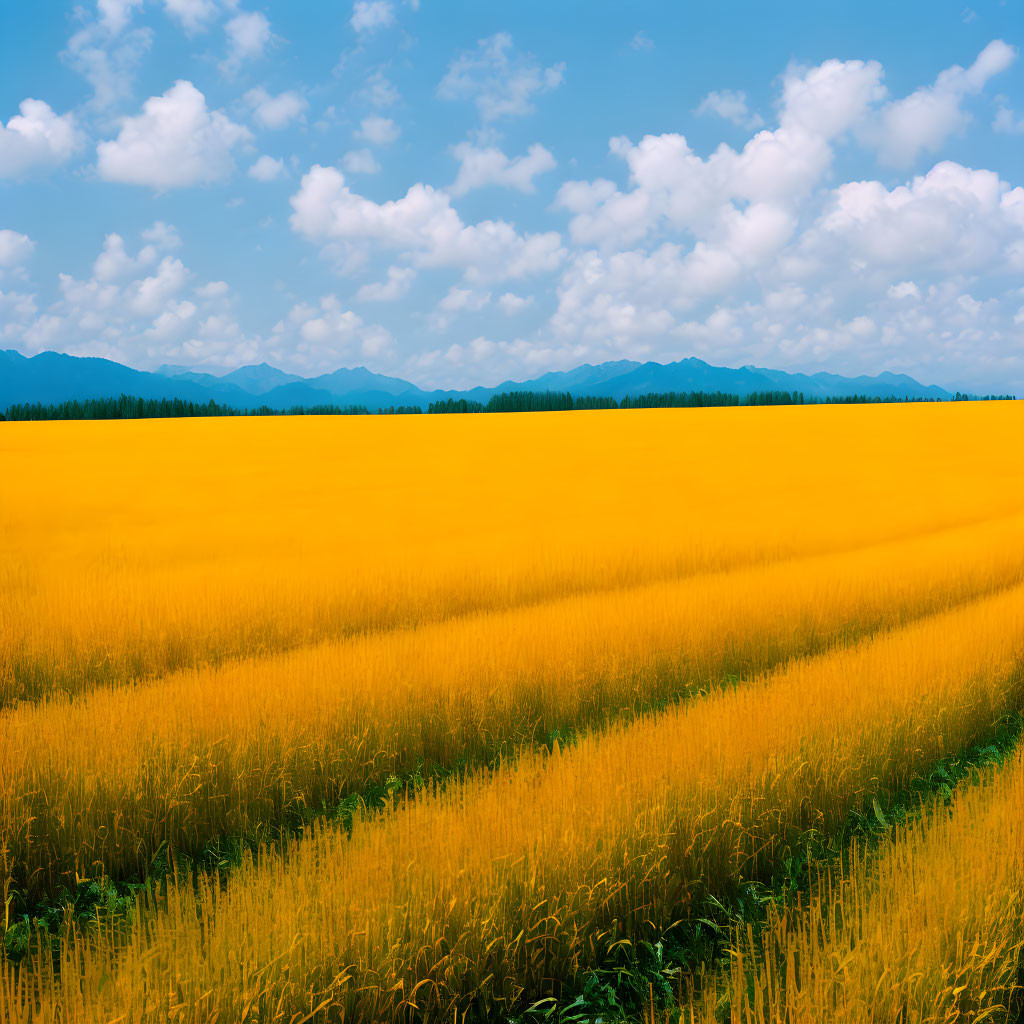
xmin=0 ymin=348 xmax=959 ymax=413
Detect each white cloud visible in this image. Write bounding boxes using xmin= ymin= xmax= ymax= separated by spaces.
xmin=141 ymin=221 xmax=182 ymax=249
xmin=289 ymin=164 xmax=565 ymax=282
xmin=249 ymin=155 xmax=285 ymax=181
xmin=0 ymin=290 xmax=38 ymax=341
xmin=97 ymin=0 xmax=144 ymax=33
xmin=97 ymin=81 xmax=252 ymax=188
xmin=497 ymin=292 xmax=533 ymax=315
xmin=695 ymin=89 xmax=763 ymax=129
xmin=270 ymin=294 xmax=396 ymax=369
xmin=994 ymin=98 xmax=1024 ymax=134
xmin=195 ymin=280 xmax=229 ymax=299
xmin=806 ymin=161 xmax=1024 ymax=275
xmin=449 ymin=142 xmax=556 ymax=196
xmin=145 ymin=300 xmax=197 ymax=339
xmin=630 ymin=31 xmax=654 ymax=51
xmin=91 ymin=232 xmax=156 ymax=281
xmin=8 ymin=230 xmax=234 ymax=364
xmin=430 ymin=285 xmax=490 ymax=330
xmin=0 ymin=230 xmax=34 ymax=269
xmin=361 ymin=70 xmax=399 ymax=108
xmin=0 ymin=99 xmax=80 ymax=177
xmin=4 ymin=230 xmax=275 ymax=370
xmin=244 ymin=87 xmax=308 ymax=130
xmin=437 ymin=33 xmax=565 ymax=122
xmin=555 ymin=57 xmax=884 ymax=253
xmin=355 ymin=265 xmax=415 ymax=301
xmin=871 ymin=39 xmax=1017 ymax=165
xmin=888 ymin=281 xmax=920 ymax=300
xmin=63 ymin=23 xmax=153 ymax=109
xmin=546 ymin=152 xmax=1024 ymax=390
xmin=355 ymin=115 xmax=399 ymax=145
xmin=221 ymin=11 xmax=272 ymax=74
xmin=350 ymin=1 xmax=395 ymax=33
xmin=162 ymin=0 xmax=219 ymax=32
xmin=341 ymin=148 xmax=381 ymax=174
xmin=130 ymin=257 xmax=189 ymax=316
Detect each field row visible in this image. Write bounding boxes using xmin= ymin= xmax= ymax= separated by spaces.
xmin=3 ymin=515 xmax=1023 ymax=902
xmin=3 ymin=405 xmax=1021 ymax=701
xmin=690 ymin=747 xmax=1024 ymax=1022
xmin=3 ymin=582 xmax=1023 ymax=1021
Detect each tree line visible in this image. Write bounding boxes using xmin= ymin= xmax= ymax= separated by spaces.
xmin=1 ymin=388 xmax=1015 ymax=422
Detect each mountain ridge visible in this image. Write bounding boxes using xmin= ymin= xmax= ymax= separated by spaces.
xmin=1 ymin=349 xmax=965 ymax=413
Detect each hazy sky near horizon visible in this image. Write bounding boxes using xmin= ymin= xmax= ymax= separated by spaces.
xmin=1 ymin=1 xmax=1022 ymax=392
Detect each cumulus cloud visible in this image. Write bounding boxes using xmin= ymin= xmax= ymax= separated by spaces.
xmin=97 ymin=81 xmax=252 ymax=188
xmin=0 ymin=99 xmax=80 ymax=177
xmin=3 ymin=228 xmax=281 ymax=369
xmin=547 ymin=157 xmax=1024 ymax=390
xmin=350 ymin=1 xmax=395 ymax=33
xmin=270 ymin=294 xmax=396 ymax=369
xmin=355 ymin=265 xmax=416 ymax=301
xmin=244 ymin=87 xmax=308 ymax=129
xmin=994 ymin=98 xmax=1024 ymax=134
xmin=437 ymin=33 xmax=565 ymax=122
xmin=97 ymin=0 xmax=144 ymax=33
xmin=540 ymin=40 xmax=1023 ymax=390
xmin=871 ymin=39 xmax=1017 ymax=165
xmin=62 ymin=18 xmax=152 ymax=109
xmin=497 ymin=292 xmax=533 ymax=315
xmin=221 ymin=11 xmax=272 ymax=74
xmin=289 ymin=164 xmax=564 ymax=281
xmin=0 ymin=290 xmax=39 ymax=342
xmin=141 ymin=221 xmax=182 ymax=249
xmin=8 ymin=230 xmax=211 ymax=362
xmin=248 ymin=155 xmax=285 ymax=181
xmin=449 ymin=142 xmax=556 ymax=196
xmin=0 ymin=229 xmax=34 ymax=269
xmin=804 ymin=161 xmax=1024 ymax=275
xmin=162 ymin=0 xmax=219 ymax=33
xmin=695 ymin=89 xmax=763 ymax=129
xmin=430 ymin=285 xmax=490 ymax=330
xmin=555 ymin=57 xmax=886 ymax=256
xmin=360 ymin=70 xmax=399 ymax=108
xmin=341 ymin=148 xmax=381 ymax=174
xmin=355 ymin=115 xmax=399 ymax=145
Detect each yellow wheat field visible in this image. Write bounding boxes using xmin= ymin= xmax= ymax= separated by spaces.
xmin=2 ymin=402 xmax=1022 ymax=701
xmin=1 ymin=402 xmax=1022 ymax=1023
xmin=2 ymin=512 xmax=1023 ymax=903
xmin=691 ymin=748 xmax=1024 ymax=1023
xmin=4 ymin=584 xmax=1023 ymax=1022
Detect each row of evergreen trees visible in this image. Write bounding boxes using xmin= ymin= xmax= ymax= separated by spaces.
xmin=3 ymin=395 xmax=375 ymax=421
xmin=2 ymin=388 xmax=1014 ymax=422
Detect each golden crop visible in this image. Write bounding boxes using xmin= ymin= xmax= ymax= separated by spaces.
xmin=692 ymin=748 xmax=1024 ymax=1022
xmin=4 ymin=584 xmax=1023 ymax=1022
xmin=1 ymin=402 xmax=1022 ymax=1023
xmin=2 ymin=512 xmax=1023 ymax=903
xmin=2 ymin=402 xmax=1021 ymax=701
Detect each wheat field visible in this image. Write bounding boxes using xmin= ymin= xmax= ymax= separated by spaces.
xmin=1 ymin=401 xmax=1022 ymax=1023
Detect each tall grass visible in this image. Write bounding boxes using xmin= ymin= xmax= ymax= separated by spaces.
xmin=2 ymin=514 xmax=1022 ymax=902
xmin=4 ymin=585 xmax=1023 ymax=1023
xmin=690 ymin=749 xmax=1024 ymax=1022
xmin=3 ymin=403 xmax=1021 ymax=702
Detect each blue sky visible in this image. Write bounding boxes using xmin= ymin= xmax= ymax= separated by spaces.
xmin=1 ymin=0 xmax=1022 ymax=392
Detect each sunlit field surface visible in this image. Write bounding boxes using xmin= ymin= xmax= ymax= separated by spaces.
xmin=1 ymin=401 xmax=1023 ymax=1023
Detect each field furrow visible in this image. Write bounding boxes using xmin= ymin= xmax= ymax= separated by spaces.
xmin=2 ymin=514 xmax=1023 ymax=904
xmin=689 ymin=747 xmax=1024 ymax=1023
xmin=4 ymin=582 xmax=1023 ymax=1023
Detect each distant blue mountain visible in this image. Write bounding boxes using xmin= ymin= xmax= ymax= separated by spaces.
xmin=1 ymin=348 xmax=959 ymax=414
